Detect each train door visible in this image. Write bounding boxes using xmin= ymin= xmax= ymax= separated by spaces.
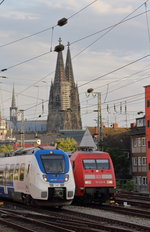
xmin=3 ymin=165 xmax=9 ymax=195
xmin=25 ymin=163 xmax=31 ymax=194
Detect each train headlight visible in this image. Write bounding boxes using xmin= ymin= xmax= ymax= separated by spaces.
xmin=107 ymin=180 xmax=113 ymax=184
xmin=42 ymin=174 xmax=48 ymax=182
xmin=65 ymin=174 xmax=69 ymax=182
xmin=85 ymin=180 xmax=91 ymax=184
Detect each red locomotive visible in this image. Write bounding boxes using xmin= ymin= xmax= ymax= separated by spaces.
xmin=70 ymin=150 xmax=116 ymax=204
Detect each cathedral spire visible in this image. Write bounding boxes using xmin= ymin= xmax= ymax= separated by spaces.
xmin=54 ymin=38 xmax=67 ymax=83
xmin=10 ymin=84 xmax=18 ymax=130
xmin=11 ymin=84 xmax=16 ymax=108
xmin=65 ymin=42 xmax=75 ymax=84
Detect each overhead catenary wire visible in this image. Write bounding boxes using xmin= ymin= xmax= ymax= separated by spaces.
xmin=1 ymin=2 xmax=149 ymax=73
xmin=145 ymin=2 xmax=150 ymax=45
xmin=78 ymin=53 xmax=150 ymax=88
xmin=1 ymin=0 xmax=150 ymax=125
xmin=72 ymin=0 xmax=150 ymax=59
xmin=0 ymin=0 xmax=5 ymax=5
xmin=0 ymin=0 xmax=98 ymax=49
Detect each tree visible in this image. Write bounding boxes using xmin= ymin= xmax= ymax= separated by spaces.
xmin=0 ymin=144 xmax=13 ymax=153
xmin=56 ymin=137 xmax=77 ymax=151
xmin=105 ymin=147 xmax=131 ymax=180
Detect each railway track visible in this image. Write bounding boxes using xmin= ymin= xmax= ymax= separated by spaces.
xmin=115 ymin=191 xmax=150 ymax=208
xmin=0 ymin=201 xmax=150 ymax=232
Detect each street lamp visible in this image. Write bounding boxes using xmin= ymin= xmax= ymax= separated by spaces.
xmin=87 ymin=88 xmax=103 ymax=151
xmin=0 ymin=76 xmax=7 ymax=78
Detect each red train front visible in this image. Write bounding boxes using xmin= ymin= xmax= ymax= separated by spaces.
xmin=70 ymin=150 xmax=116 ymax=203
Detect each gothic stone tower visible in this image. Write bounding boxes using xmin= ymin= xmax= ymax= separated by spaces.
xmin=47 ymin=39 xmax=82 ymax=132
xmin=10 ymin=84 xmax=18 ymax=130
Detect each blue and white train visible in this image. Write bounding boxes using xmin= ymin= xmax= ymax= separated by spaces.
xmin=0 ymin=146 xmax=75 ymax=207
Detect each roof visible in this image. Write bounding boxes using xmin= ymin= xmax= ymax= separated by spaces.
xmin=79 ymin=128 xmax=97 ymax=149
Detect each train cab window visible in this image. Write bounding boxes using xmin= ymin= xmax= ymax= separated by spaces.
xmin=14 ymin=164 xmax=19 ymax=180
xmin=41 ymin=155 xmax=65 ymax=174
xmin=20 ymin=163 xmax=25 ymax=181
xmin=72 ymin=161 xmax=75 ymax=170
xmin=96 ymin=159 xmax=110 ymax=169
xmin=83 ymin=159 xmax=110 ymax=169
xmin=83 ymin=159 xmax=96 ymax=169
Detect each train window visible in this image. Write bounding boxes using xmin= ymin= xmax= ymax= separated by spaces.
xmin=14 ymin=164 xmax=19 ymax=180
xmin=20 ymin=163 xmax=25 ymax=181
xmin=9 ymin=164 xmax=14 ymax=181
xmin=0 ymin=166 xmax=3 ymax=185
xmin=27 ymin=164 xmax=30 ymax=174
xmin=41 ymin=155 xmax=65 ymax=173
xmin=96 ymin=159 xmax=110 ymax=169
xmin=5 ymin=166 xmax=9 ymax=180
xmin=83 ymin=159 xmax=110 ymax=169
xmin=83 ymin=159 xmax=96 ymax=169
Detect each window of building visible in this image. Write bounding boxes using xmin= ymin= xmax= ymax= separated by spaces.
xmin=147 ymin=120 xmax=150 ymax=128
xmin=142 ymin=177 xmax=147 ymax=185
xmin=142 ymin=157 xmax=147 ymax=165
xmin=138 ymin=157 xmax=142 ymax=165
xmin=147 ymin=100 xmax=150 ymax=107
xmin=136 ymin=176 xmax=142 ymax=185
xmin=142 ymin=137 xmax=146 ymax=146
xmin=133 ymin=138 xmax=137 ymax=147
xmin=138 ymin=138 xmax=141 ymax=147
xmin=133 ymin=157 xmax=137 ymax=165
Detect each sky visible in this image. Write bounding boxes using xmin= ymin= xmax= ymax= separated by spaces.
xmin=0 ymin=0 xmax=150 ymax=129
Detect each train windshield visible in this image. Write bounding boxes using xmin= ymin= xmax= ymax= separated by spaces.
xmin=83 ymin=159 xmax=110 ymax=169
xmin=41 ymin=155 xmax=65 ymax=174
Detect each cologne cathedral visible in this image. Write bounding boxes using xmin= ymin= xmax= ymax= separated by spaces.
xmin=47 ymin=39 xmax=82 ymax=132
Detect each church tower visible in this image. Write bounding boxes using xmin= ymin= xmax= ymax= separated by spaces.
xmin=10 ymin=85 xmax=18 ymax=130
xmin=47 ymin=39 xmax=82 ymax=132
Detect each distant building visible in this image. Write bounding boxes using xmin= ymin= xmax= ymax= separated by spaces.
xmin=47 ymin=39 xmax=82 ymax=132
xmin=10 ymin=85 xmax=18 ymax=130
xmin=145 ymin=85 xmax=150 ymax=192
xmin=130 ymin=116 xmax=147 ymax=192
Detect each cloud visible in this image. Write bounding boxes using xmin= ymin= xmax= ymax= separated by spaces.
xmin=90 ymin=1 xmax=133 ymax=15
xmin=35 ymin=0 xmax=79 ymax=10
xmin=0 ymin=10 xmax=38 ymax=20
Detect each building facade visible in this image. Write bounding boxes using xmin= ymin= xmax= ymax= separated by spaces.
xmin=145 ymin=85 xmax=150 ymax=191
xmin=131 ymin=117 xmax=147 ymax=192
xmin=47 ymin=39 xmax=82 ymax=132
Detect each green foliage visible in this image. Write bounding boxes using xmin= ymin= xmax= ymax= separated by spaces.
xmin=0 ymin=144 xmax=13 ymax=152
xmin=56 ymin=137 xmax=77 ymax=151
xmin=104 ymin=147 xmax=131 ymax=180
xmin=123 ymin=180 xmax=135 ymax=191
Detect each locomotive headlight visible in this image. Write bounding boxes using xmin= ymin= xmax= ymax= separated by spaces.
xmin=107 ymin=180 xmax=113 ymax=184
xmin=65 ymin=174 xmax=69 ymax=182
xmin=42 ymin=174 xmax=48 ymax=182
xmin=85 ymin=180 xmax=91 ymax=184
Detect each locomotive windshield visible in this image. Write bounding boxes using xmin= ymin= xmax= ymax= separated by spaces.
xmin=83 ymin=159 xmax=110 ymax=169
xmin=41 ymin=155 xmax=65 ymax=173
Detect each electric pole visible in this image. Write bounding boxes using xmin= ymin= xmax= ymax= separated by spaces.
xmin=87 ymin=89 xmax=103 ymax=151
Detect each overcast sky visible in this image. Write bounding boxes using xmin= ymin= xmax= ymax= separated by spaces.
xmin=0 ymin=0 xmax=150 ymax=128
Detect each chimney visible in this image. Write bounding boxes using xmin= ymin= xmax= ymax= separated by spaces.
xmin=130 ymin=123 xmax=136 ymax=128
xmin=113 ymin=123 xmax=118 ymax=129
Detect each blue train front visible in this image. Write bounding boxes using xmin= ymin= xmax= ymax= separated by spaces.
xmin=0 ymin=146 xmax=75 ymax=207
